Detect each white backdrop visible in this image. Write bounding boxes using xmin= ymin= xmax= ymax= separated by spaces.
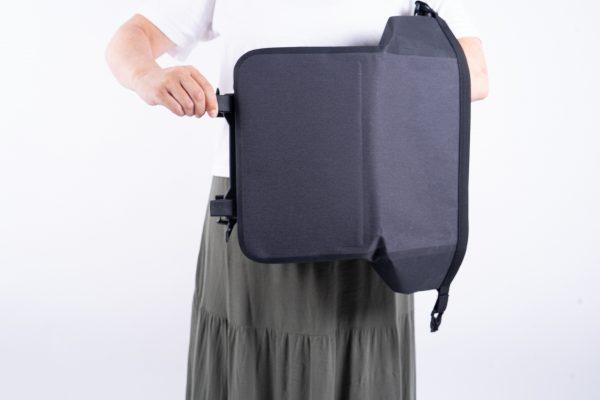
xmin=0 ymin=1 xmax=598 ymax=399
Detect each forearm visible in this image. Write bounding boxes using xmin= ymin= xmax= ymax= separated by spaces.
xmin=459 ymin=37 xmax=489 ymax=102
xmin=106 ymin=16 xmax=166 ymax=90
xmin=106 ymin=15 xmax=217 ymax=118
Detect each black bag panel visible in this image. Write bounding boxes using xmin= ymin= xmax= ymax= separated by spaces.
xmin=234 ymin=54 xmax=368 ymax=261
xmin=211 ymin=3 xmax=472 ymax=330
xmin=232 ymin=15 xmax=461 ymax=276
xmin=368 ymin=52 xmax=461 ymax=293
xmin=373 ymin=54 xmax=460 ymax=256
xmin=213 ymin=9 xmax=472 ymax=323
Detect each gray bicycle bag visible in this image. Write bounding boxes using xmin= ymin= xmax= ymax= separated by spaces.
xmin=210 ymin=2 xmax=471 ymax=331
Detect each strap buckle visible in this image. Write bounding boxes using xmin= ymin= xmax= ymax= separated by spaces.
xmin=210 ymin=195 xmax=234 ymax=221
xmin=216 ymin=90 xmax=234 ymax=118
xmin=211 ymin=89 xmax=237 ymax=241
xmin=430 ymin=286 xmax=449 ymax=332
xmin=209 ymin=191 xmax=237 ymax=242
xmin=414 ymin=1 xmax=437 ymax=17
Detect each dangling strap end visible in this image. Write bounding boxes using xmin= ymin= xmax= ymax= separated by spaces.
xmin=430 ymin=286 xmax=449 ymax=332
xmin=225 ymin=219 xmax=236 ymax=242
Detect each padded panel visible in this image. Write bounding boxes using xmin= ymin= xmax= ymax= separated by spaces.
xmin=235 ymin=55 xmax=366 ymax=260
xmin=373 ymin=54 xmax=460 ymax=255
xmin=222 ymin=15 xmax=468 ymax=295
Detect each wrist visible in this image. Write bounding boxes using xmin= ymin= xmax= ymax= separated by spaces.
xmin=130 ymin=63 xmax=160 ymax=91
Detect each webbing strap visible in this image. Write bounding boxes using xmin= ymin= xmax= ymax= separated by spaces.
xmin=422 ymin=0 xmax=472 ymax=332
xmin=430 ymin=286 xmax=449 ymax=332
xmin=212 ymin=90 xmax=237 ymax=241
xmin=216 ymin=94 xmax=234 ymax=115
xmin=210 ymin=197 xmax=234 ymax=218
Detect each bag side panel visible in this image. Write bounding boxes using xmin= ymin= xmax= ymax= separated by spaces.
xmin=371 ymin=54 xmax=460 ymax=292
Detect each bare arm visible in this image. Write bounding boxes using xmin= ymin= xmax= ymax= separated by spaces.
xmin=106 ymin=15 xmax=487 ymax=116
xmin=459 ymin=37 xmax=489 ymax=101
xmin=106 ymin=14 xmax=218 ymax=117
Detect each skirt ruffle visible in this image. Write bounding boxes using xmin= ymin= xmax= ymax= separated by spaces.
xmin=186 ymin=177 xmax=415 ymax=400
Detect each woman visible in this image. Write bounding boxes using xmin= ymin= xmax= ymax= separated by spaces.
xmin=106 ymin=1 xmax=488 ymax=398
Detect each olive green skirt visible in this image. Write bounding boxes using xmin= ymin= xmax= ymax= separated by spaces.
xmin=186 ymin=177 xmax=416 ymax=400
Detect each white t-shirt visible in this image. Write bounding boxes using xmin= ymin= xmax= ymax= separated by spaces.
xmin=140 ymin=0 xmax=478 ymax=177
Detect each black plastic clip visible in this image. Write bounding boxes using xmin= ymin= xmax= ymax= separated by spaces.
xmin=216 ymin=89 xmax=234 ymax=118
xmin=210 ymin=190 xmax=236 ymax=242
xmin=224 ymin=219 xmax=236 ymax=241
xmin=430 ymin=286 xmax=449 ymax=332
xmin=211 ymin=89 xmax=237 ymax=242
xmin=210 ymin=195 xmax=234 ymax=224
xmin=414 ymin=1 xmax=437 ymax=17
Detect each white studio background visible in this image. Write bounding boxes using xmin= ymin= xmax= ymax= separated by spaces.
xmin=0 ymin=1 xmax=598 ymax=399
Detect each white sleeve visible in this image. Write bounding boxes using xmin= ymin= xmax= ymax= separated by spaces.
xmin=138 ymin=0 xmax=218 ymax=61
xmin=430 ymin=0 xmax=479 ymax=39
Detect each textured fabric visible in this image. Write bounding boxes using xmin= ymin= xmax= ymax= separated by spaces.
xmin=138 ymin=0 xmax=478 ymax=177
xmin=229 ymin=16 xmax=461 ymax=294
xmin=186 ymin=177 xmax=416 ymax=400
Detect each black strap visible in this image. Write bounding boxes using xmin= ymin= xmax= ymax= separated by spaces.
xmin=210 ymin=196 xmax=234 ymax=218
xmin=216 ymin=93 xmax=234 ymax=116
xmin=415 ymin=1 xmax=472 ymax=332
xmin=430 ymin=286 xmax=449 ymax=332
xmin=414 ymin=1 xmax=436 ymax=17
xmin=210 ymin=90 xmax=237 ymax=241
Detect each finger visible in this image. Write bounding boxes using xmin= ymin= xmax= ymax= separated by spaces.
xmin=190 ymin=69 xmax=218 ymax=118
xmin=158 ymin=90 xmax=184 ymax=116
xmin=167 ymin=82 xmax=195 ymax=116
xmin=181 ymin=76 xmax=206 ymax=118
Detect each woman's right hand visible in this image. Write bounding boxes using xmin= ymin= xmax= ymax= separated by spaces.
xmin=132 ymin=65 xmax=218 ymax=118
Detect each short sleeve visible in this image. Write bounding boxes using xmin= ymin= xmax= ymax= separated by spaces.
xmin=430 ymin=0 xmax=479 ymax=39
xmin=139 ymin=0 xmax=218 ymax=61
